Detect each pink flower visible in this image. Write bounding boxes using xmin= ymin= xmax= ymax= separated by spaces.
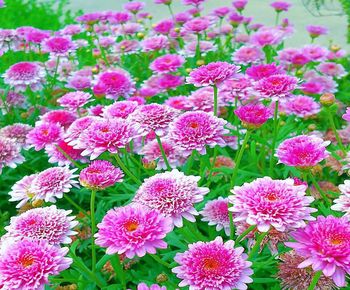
xmin=45 ymin=140 xmax=85 ymax=166
xmin=254 ymin=74 xmax=298 ymax=98
xmin=42 ymin=36 xmax=76 ymax=56
xmin=26 ymin=122 xmax=63 ymax=151
xmin=173 ymin=237 xmax=253 ymax=290
xmin=40 ymin=110 xmax=77 ymax=129
xmin=133 ymin=169 xmax=209 ymax=227
xmin=30 ymin=166 xmax=78 ymax=202
xmin=280 ymin=95 xmax=320 ymax=118
xmin=229 ymin=177 xmax=316 ymax=232
xmin=189 ymin=87 xmax=223 ymax=113
xmin=343 ymin=107 xmax=350 ymax=122
xmin=57 ymin=91 xmax=92 ymax=111
xmin=182 ymin=0 xmax=206 ymax=6
xmin=75 ymin=118 xmax=139 ymax=159
xmin=124 ymin=1 xmax=145 ymax=14
xmin=0 ymin=137 xmax=24 ymax=173
xmin=331 ymin=180 xmax=350 ymax=217
xmin=153 ymin=19 xmax=174 ymax=35
xmin=115 ymin=39 xmax=140 ymax=54
xmin=141 ymin=35 xmax=169 ymax=52
xmin=250 ymin=28 xmax=284 ymax=47
xmin=8 ymin=174 xmax=38 ymax=208
xmin=187 ymin=62 xmax=240 ymax=87
xmin=306 ymin=25 xmax=328 ymax=38
xmin=3 ymin=61 xmax=46 ymax=92
xmin=200 ymin=197 xmax=230 ymax=235
xmin=79 ymin=160 xmax=124 ymax=190
xmin=316 ymin=62 xmax=346 ymax=78
xmin=246 ymin=63 xmax=285 ymax=80
xmin=150 ymin=54 xmax=185 ymax=74
xmin=108 ymin=12 xmax=132 ymax=24
xmin=285 ymin=216 xmax=350 ymax=287
xmin=137 ymin=283 xmax=166 ymax=290
xmin=0 ymin=123 xmax=32 ymax=148
xmin=212 ymin=6 xmax=231 ymax=18
xmin=0 ymin=238 xmax=72 ymax=290
xmin=103 ymin=101 xmax=138 ymax=119
xmin=301 ymin=45 xmax=328 ymax=62
xmin=232 ymin=46 xmax=265 ymax=65
xmin=64 ymin=116 xmax=97 ymax=145
xmin=270 ymin=1 xmax=291 ymax=12
xmin=66 ymin=75 xmax=91 ymax=90
xmin=234 ymin=103 xmax=272 ymax=129
xmin=165 ymin=96 xmax=192 ymax=111
xmin=183 ymin=41 xmax=216 ymax=57
xmin=232 ymin=0 xmax=248 ymax=11
xmin=183 ymin=17 xmax=210 ymax=33
xmin=95 ymin=205 xmax=172 ymax=258
xmin=5 ymin=205 xmax=78 ymax=245
xmin=168 ymin=111 xmax=228 ymax=156
xmin=157 ymin=74 xmax=184 ymax=91
xmin=276 ymin=135 xmax=330 ymax=168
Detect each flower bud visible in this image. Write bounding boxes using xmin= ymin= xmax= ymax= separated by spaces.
xmin=320 ymin=93 xmax=335 ymax=107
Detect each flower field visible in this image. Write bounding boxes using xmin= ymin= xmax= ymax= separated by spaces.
xmin=0 ymin=0 xmax=350 ymax=289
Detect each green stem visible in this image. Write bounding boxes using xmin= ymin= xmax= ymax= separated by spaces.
xmin=326 ymin=108 xmax=347 ymax=155
xmin=230 ymin=130 xmax=251 ymax=186
xmin=49 ymin=56 xmax=60 ymax=91
xmin=248 ymin=230 xmax=269 ymax=260
xmin=90 ymin=190 xmax=97 ymax=273
xmin=307 ymin=271 xmax=322 ymax=290
xmin=308 ymin=172 xmax=331 ymax=206
xmin=269 ymin=101 xmax=280 ymax=177
xmin=213 ymin=84 xmax=218 ymax=116
xmin=167 ymin=4 xmax=175 ymax=21
xmin=150 ymin=254 xmax=172 ymax=268
xmin=229 ymin=210 xmax=235 ymax=240
xmin=64 ymin=195 xmax=88 ymax=216
xmin=114 ymin=154 xmax=142 ymax=185
xmin=155 ymin=134 xmax=171 ymax=171
xmin=235 ymin=225 xmax=256 ymax=244
xmin=111 ymin=255 xmax=126 ymax=290
xmin=205 ymin=146 xmax=218 ymax=186
xmin=195 ymin=33 xmax=201 ymax=60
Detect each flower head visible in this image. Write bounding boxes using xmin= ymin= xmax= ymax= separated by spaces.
xmin=246 ymin=63 xmax=285 ymax=81
xmin=103 ymin=101 xmax=138 ymax=119
xmin=42 ymin=36 xmax=76 ymax=56
xmin=254 ymin=74 xmax=298 ymax=98
xmin=172 ymin=237 xmax=253 ymax=290
xmin=57 ymin=91 xmax=92 ymax=111
xmin=280 ymin=95 xmax=321 ymax=118
xmin=331 ymin=180 xmax=350 ymax=217
xmin=26 ymin=122 xmax=63 ymax=151
xmin=0 ymin=123 xmax=32 ymax=148
xmin=234 ymin=103 xmax=272 ymax=129
xmin=270 ymin=1 xmax=291 ymax=12
xmin=45 ymin=140 xmax=85 ymax=166
xmin=8 ymin=174 xmax=38 ymax=208
xmin=150 ymin=54 xmax=185 ymax=74
xmin=0 ymin=137 xmax=24 ymax=173
xmin=232 ymin=46 xmax=265 ymax=65
xmin=343 ymin=107 xmax=350 ymax=122
xmin=306 ymin=25 xmax=328 ymax=38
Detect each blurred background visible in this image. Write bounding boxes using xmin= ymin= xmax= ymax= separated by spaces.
xmin=67 ymin=0 xmax=349 ymax=48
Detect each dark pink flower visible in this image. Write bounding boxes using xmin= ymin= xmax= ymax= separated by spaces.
xmin=234 ymin=103 xmax=272 ymax=129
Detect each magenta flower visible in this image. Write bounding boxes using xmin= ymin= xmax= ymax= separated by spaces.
xmin=343 ymin=107 xmax=350 ymax=122
xmin=183 ymin=17 xmax=210 ymax=33
xmin=280 ymin=95 xmax=321 ymax=118
xmin=133 ymin=169 xmax=209 ymax=227
xmin=200 ymin=197 xmax=230 ymax=236
xmin=182 ymin=0 xmax=206 ymax=6
xmin=186 ymin=62 xmax=240 ymax=87
xmin=270 ymin=1 xmax=291 ymax=12
xmin=0 ymin=123 xmax=32 ymax=148
xmin=124 ymin=1 xmax=145 ymax=14
xmin=150 ymin=54 xmax=185 ymax=74
xmin=301 ymin=44 xmax=328 ymax=62
xmin=306 ymin=25 xmax=328 ymax=38
xmin=286 ymin=216 xmax=350 ymax=287
xmin=254 ymin=74 xmax=298 ymax=98
xmin=137 ymin=283 xmax=166 ymax=290
xmin=232 ymin=0 xmax=248 ymax=11
xmin=157 ymin=74 xmax=184 ymax=91
xmin=30 ymin=166 xmax=78 ymax=202
xmin=5 ymin=205 xmax=78 ymax=245
xmin=0 ymin=238 xmax=72 ymax=290
xmin=79 ymin=160 xmax=124 ymax=190
xmin=57 ymin=91 xmax=92 ymax=111
xmin=64 ymin=116 xmax=97 ymax=146
xmin=234 ymin=103 xmax=272 ymax=129
xmin=3 ymin=61 xmax=46 ymax=92
xmin=331 ymin=180 xmax=350 ymax=217
xmin=26 ymin=122 xmax=63 ymax=151
xmin=42 ymin=36 xmax=76 ymax=57
xmin=250 ymin=29 xmax=284 ymax=47
xmin=0 ymin=137 xmax=24 ymax=173
xmin=95 ymin=205 xmax=172 ymax=258
xmin=165 ymin=96 xmax=192 ymax=111
xmin=103 ymin=101 xmax=138 ymax=119
xmin=276 ymin=135 xmax=330 ymax=168
xmin=173 ymin=237 xmax=253 ymax=289
xmin=188 ymin=87 xmax=223 ymax=114
xmin=246 ymin=63 xmax=285 ymax=80
xmin=232 ymin=46 xmax=265 ymax=65
xmin=40 ymin=110 xmax=77 ymax=129
xmin=141 ymin=35 xmax=169 ymax=52
xmin=229 ymin=177 xmax=316 ymax=232
xmin=153 ymin=19 xmax=174 ymax=35
xmin=8 ymin=174 xmax=38 ymax=208
xmin=45 ymin=140 xmax=85 ymax=166
xmin=316 ymin=62 xmax=346 ymax=78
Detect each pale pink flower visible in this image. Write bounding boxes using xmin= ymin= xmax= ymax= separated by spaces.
xmin=26 ymin=122 xmax=63 ymax=151
xmin=343 ymin=107 xmax=350 ymax=122
xmin=280 ymin=95 xmax=320 ymax=118
xmin=8 ymin=174 xmax=38 ymax=208
xmin=0 ymin=137 xmax=24 ymax=173
xmin=45 ymin=140 xmax=85 ymax=166
xmin=0 ymin=123 xmax=32 ymax=148
xmin=141 ymin=35 xmax=169 ymax=52
xmin=150 ymin=54 xmax=185 ymax=74
xmin=331 ymin=180 xmax=350 ymax=217
xmin=306 ymin=25 xmax=328 ymax=38
xmin=57 ymin=91 xmax=92 ymax=111
xmin=103 ymin=101 xmax=138 ymax=119
xmin=316 ymin=62 xmax=346 ymax=78
xmin=254 ymin=74 xmax=298 ymax=98
xmin=232 ymin=46 xmax=265 ymax=65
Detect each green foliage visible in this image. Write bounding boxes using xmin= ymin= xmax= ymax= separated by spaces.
xmin=339 ymin=0 xmax=350 ymax=43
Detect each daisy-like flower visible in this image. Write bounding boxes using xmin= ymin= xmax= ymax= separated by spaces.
xmin=79 ymin=160 xmax=124 ymax=190
xmin=45 ymin=140 xmax=85 ymax=166
xmin=234 ymin=103 xmax=272 ymax=129
xmin=183 ymin=17 xmax=210 ymax=33
xmin=26 ymin=122 xmax=63 ymax=151
xmin=270 ymin=1 xmax=291 ymax=12
xmin=331 ymin=180 xmax=350 ymax=217
xmin=168 ymin=111 xmax=228 ymax=156
xmin=343 ymin=107 xmax=350 ymax=122
xmin=8 ymin=174 xmax=38 ymax=208
xmin=103 ymin=101 xmax=138 ymax=119
xmin=246 ymin=63 xmax=285 ymax=81
xmin=285 ymin=216 xmax=350 ymax=287
xmin=0 ymin=123 xmax=32 ymax=148
xmin=165 ymin=96 xmax=192 ymax=111
xmin=5 ymin=205 xmax=78 ymax=245
xmin=150 ymin=54 xmax=185 ymax=74
xmin=200 ymin=197 xmax=230 ymax=235
xmin=42 ymin=36 xmax=76 ymax=57
xmin=276 ymin=135 xmax=330 ymax=168
xmin=254 ymin=74 xmax=298 ymax=99
xmin=141 ymin=35 xmax=169 ymax=52
xmin=133 ymin=169 xmax=209 ymax=227
xmin=0 ymin=137 xmax=25 ymax=173
xmin=64 ymin=116 xmax=97 ymax=146
xmin=0 ymin=238 xmax=72 ymax=290
xmin=75 ymin=118 xmax=139 ymax=159
xmin=280 ymin=95 xmax=321 ymax=118
xmin=186 ymin=62 xmax=240 ymax=87
xmin=3 ymin=61 xmax=46 ymax=92
xmin=57 ymin=91 xmax=92 ymax=111
xmin=306 ymin=25 xmax=328 ymax=38
xmin=95 ymin=205 xmax=172 ymax=258
xmin=40 ymin=110 xmax=77 ymax=129
xmin=316 ymin=62 xmax=346 ymax=78
xmin=232 ymin=46 xmax=265 ymax=65
xmin=229 ymin=177 xmax=316 ymax=232
xmin=128 ymin=104 xmax=180 ymax=136
xmin=172 ymin=237 xmax=253 ymax=290
xmin=30 ymin=166 xmax=79 ymax=202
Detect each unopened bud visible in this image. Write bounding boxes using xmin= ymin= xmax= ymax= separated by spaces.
xmin=156 ymin=273 xmax=168 ymax=283
xmin=137 ymin=32 xmax=144 ymax=38
xmin=320 ymin=93 xmax=335 ymax=106
xmin=32 ymin=199 xmax=44 ymax=208
xmin=308 ymin=124 xmax=316 ymax=131
xmin=185 ymin=68 xmax=192 ymax=73
xmin=196 ymin=59 xmax=205 ymax=66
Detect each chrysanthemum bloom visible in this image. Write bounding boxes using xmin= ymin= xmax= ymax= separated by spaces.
xmin=42 ymin=36 xmax=76 ymax=57
xmin=250 ymin=28 xmax=284 ymax=47
xmin=254 ymin=74 xmax=298 ymax=98
xmin=246 ymin=63 xmax=285 ymax=81
xmin=133 ymin=169 xmax=209 ymax=227
xmin=5 ymin=205 xmax=78 ymax=245
xmin=140 ymin=138 xmax=184 ymax=170
xmin=66 ymin=75 xmax=91 ymax=90
xmin=229 ymin=177 xmax=316 ymax=232
xmin=30 ymin=166 xmax=78 ymax=202
xmin=57 ymin=91 xmax=92 ymax=111
xmin=276 ymin=135 xmax=330 ymax=168
xmin=0 ymin=123 xmax=32 ymax=148
xmin=1 ymin=91 xmax=26 ymax=109
xmin=189 ymin=87 xmax=224 ymax=113
xmin=128 ymin=104 xmax=180 ymax=136
xmin=182 ymin=0 xmax=206 ymax=6
xmin=187 ymin=62 xmax=240 ymax=87
xmin=183 ymin=41 xmax=216 ymax=57
xmin=280 ymin=95 xmax=321 ymax=118
xmin=301 ymin=45 xmax=328 ymax=62
xmin=286 ymin=216 xmax=350 ymax=287
xmin=277 ymin=251 xmax=336 ymax=290
xmin=173 ymin=237 xmax=253 ymax=290
xmin=45 ymin=140 xmax=85 ymax=166
xmin=150 ymin=54 xmax=185 ymax=74
xmin=94 ymin=70 xmax=135 ymax=99
xmin=26 ymin=122 xmax=63 ymax=151
xmin=165 ymin=96 xmax=192 ymax=111
xmin=95 ymin=205 xmax=172 ymax=258
xmin=212 ymin=6 xmax=230 ymax=18
xmin=0 ymin=137 xmax=24 ymax=173
xmin=306 ymin=25 xmax=328 ymax=38
xmin=102 ymin=101 xmax=138 ymax=119
xmin=331 ymin=180 xmax=350 ymax=217
xmin=232 ymin=46 xmax=265 ymax=65
xmin=343 ymin=107 xmax=350 ymax=122
xmin=40 ymin=110 xmax=77 ymax=129
xmin=153 ymin=19 xmax=174 ymax=35
xmin=232 ymin=0 xmax=248 ymax=11
xmin=168 ymin=111 xmax=229 ymax=156
xmin=124 ymin=1 xmax=145 ymax=13
xmin=64 ymin=116 xmax=97 ymax=146
xmin=0 ymin=238 xmax=72 ymax=290
xmin=141 ymin=35 xmax=169 ymax=52
xmin=316 ymin=62 xmax=346 ymax=78
xmin=3 ymin=61 xmax=46 ymax=92
xmin=108 ymin=11 xmax=132 ymax=24
xmin=8 ymin=173 xmax=38 ymax=208
xmin=200 ymin=197 xmax=230 ymax=235
xmin=228 ymin=12 xmax=244 ymax=27
xmin=115 ymin=39 xmax=140 ymax=55
xmin=183 ymin=17 xmax=210 ymax=33
xmin=234 ymin=103 xmax=272 ymax=129
xmin=75 ymin=118 xmax=139 ymax=159
xmin=79 ymin=160 xmax=124 ymax=190
xmin=153 ymin=74 xmax=184 ymax=92
xmin=270 ymin=1 xmax=291 ymax=12
xmin=137 ymin=283 xmax=166 ymax=290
